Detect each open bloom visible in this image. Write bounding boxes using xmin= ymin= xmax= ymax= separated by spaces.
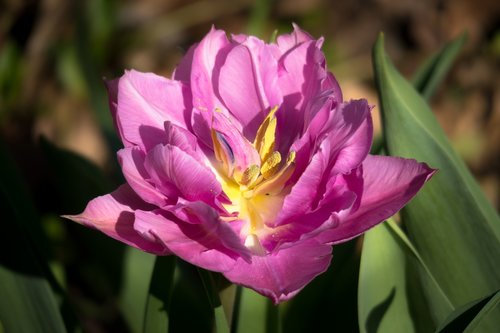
xmin=66 ymin=25 xmax=435 ymax=303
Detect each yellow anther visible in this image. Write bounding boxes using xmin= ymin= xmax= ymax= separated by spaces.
xmin=254 ymin=106 xmax=278 ymax=162
xmin=253 ymin=151 xmax=296 ymax=196
xmin=260 ymin=151 xmax=281 ymax=179
xmin=238 ymin=164 xmax=260 ymax=186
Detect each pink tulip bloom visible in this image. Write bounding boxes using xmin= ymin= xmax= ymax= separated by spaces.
xmin=66 ymin=25 xmax=435 ymax=303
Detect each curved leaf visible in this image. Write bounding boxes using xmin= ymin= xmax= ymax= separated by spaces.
xmin=143 ymin=256 xmax=176 ymax=333
xmin=0 ymin=140 xmax=66 ymax=333
xmin=359 ymin=220 xmax=453 ymax=333
xmin=436 ymin=290 xmax=499 ymax=333
xmin=373 ymin=33 xmax=500 ymax=325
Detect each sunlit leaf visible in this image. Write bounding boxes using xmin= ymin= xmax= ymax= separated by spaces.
xmin=143 ymin=256 xmax=176 ymax=333
xmin=233 ymin=287 xmax=277 ymax=333
xmin=120 ymin=248 xmax=156 ymax=333
xmin=412 ymin=33 xmax=466 ymax=100
xmin=359 ymin=219 xmax=454 ymax=332
xmin=198 ymin=269 xmax=230 ymax=333
xmin=359 ymin=220 xmax=433 ymax=333
xmin=373 ymin=33 xmax=500 ymax=327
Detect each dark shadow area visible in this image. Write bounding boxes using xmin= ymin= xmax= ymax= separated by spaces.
xmin=365 ymin=287 xmax=396 ymax=333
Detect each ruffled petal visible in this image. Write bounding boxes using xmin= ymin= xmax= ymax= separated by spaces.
xmin=143 ymin=144 xmax=223 ymax=207
xmin=324 ymin=99 xmax=373 ymax=174
xmin=164 ymin=121 xmax=204 ymax=161
xmin=223 ymin=239 xmax=332 ymax=304
xmin=217 ymin=40 xmax=282 ymax=140
xmin=63 ymin=184 xmax=168 ymax=254
xmin=275 ymin=23 xmax=316 ymax=54
xmin=117 ymin=147 xmax=169 ymax=207
xmin=317 ymin=155 xmax=436 ymax=244
xmin=272 ymin=143 xmax=329 ymax=227
xmin=211 ymin=111 xmax=261 ymax=175
xmin=134 ymin=204 xmax=250 ymax=272
xmin=189 ymin=27 xmax=233 ymax=145
xmin=275 ymin=40 xmax=329 ymax=152
xmin=115 ymin=70 xmax=191 ymax=150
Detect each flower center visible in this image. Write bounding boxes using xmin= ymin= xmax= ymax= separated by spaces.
xmin=211 ymin=107 xmax=296 ymax=254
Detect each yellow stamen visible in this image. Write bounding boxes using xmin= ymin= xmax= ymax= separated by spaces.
xmin=253 ymin=151 xmax=296 ymax=196
xmin=254 ymin=106 xmax=278 ymax=162
xmin=238 ymin=164 xmax=260 ymax=186
xmin=260 ymin=151 xmax=281 ymax=179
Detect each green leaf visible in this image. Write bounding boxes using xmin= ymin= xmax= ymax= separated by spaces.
xmin=359 ymin=222 xmax=420 ymax=333
xmin=0 ymin=140 xmax=66 ymax=333
xmin=436 ymin=290 xmax=499 ymax=333
xmin=233 ymin=287 xmax=279 ymax=333
xmin=120 ymin=248 xmax=156 ymax=333
xmin=412 ymin=33 xmax=466 ymax=100
xmin=464 ymin=290 xmax=500 ymax=332
xmin=143 ymin=256 xmax=176 ymax=333
xmin=359 ymin=220 xmax=453 ymax=333
xmin=198 ymin=269 xmax=230 ymax=333
xmin=373 ymin=33 xmax=500 ymax=326
xmin=282 ymin=240 xmax=359 ymax=332
xmin=0 ymin=266 xmax=66 ymax=333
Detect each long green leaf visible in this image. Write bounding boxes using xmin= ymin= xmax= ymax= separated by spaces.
xmin=120 ymin=248 xmax=156 ymax=333
xmin=168 ymin=261 xmax=213 ymax=333
xmin=359 ymin=220 xmax=453 ymax=333
xmin=0 ymin=140 xmax=66 ymax=333
xmin=198 ymin=269 xmax=230 ymax=333
xmin=233 ymin=287 xmax=273 ymax=333
xmin=465 ymin=290 xmax=500 ymax=332
xmin=412 ymin=33 xmax=466 ymax=100
xmin=436 ymin=290 xmax=499 ymax=333
xmin=373 ymin=33 xmax=500 ymax=327
xmin=282 ymin=240 xmax=359 ymax=332
xmin=359 ymin=223 xmax=417 ymax=333
xmin=143 ymin=256 xmax=176 ymax=333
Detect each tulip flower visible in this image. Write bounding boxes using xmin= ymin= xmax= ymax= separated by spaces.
xmin=65 ymin=25 xmax=435 ymax=303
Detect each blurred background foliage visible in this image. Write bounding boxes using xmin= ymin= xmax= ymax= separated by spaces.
xmin=0 ymin=0 xmax=499 ymax=332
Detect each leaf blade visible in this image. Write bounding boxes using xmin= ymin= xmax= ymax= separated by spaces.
xmin=373 ymin=33 xmax=500 ymax=324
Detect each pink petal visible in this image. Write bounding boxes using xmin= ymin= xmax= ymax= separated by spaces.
xmin=163 ymin=121 xmax=207 ymax=163
xmin=317 ymin=155 xmax=436 ymax=244
xmin=189 ymin=27 xmax=232 ymax=144
xmin=211 ymin=111 xmax=261 ymax=173
xmin=272 ymin=143 xmax=329 ymax=227
xmin=115 ymin=70 xmax=191 ymax=150
xmin=223 ymin=239 xmax=332 ymax=304
xmin=275 ymin=41 xmax=329 ymax=152
xmin=63 ymin=184 xmax=168 ymax=254
xmin=263 ymin=171 xmax=361 ymax=251
xmin=117 ymin=147 xmax=169 ymax=207
xmin=143 ymin=144 xmax=223 ymax=207
xmin=275 ymin=23 xmax=316 ymax=54
xmin=217 ymin=41 xmax=282 ymax=140
xmin=133 ymin=205 xmax=250 ymax=272
xmin=324 ymin=99 xmax=373 ymax=174
xmin=219 ymin=45 xmax=263 ymax=124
